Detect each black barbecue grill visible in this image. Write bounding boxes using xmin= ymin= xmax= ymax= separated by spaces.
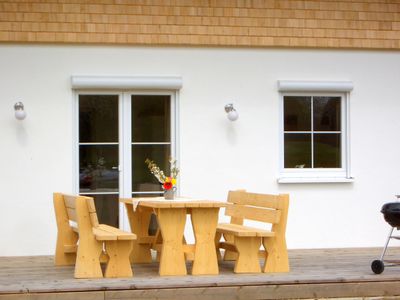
xmin=371 ymin=196 xmax=400 ymax=274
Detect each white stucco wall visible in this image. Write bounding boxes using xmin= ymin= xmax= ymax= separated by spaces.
xmin=1 ymin=44 xmax=400 ymax=256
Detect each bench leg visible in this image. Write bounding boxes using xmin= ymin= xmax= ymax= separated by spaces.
xmin=262 ymin=237 xmax=289 ymax=273
xmin=234 ymin=236 xmax=261 ymax=273
xmin=74 ymin=240 xmax=103 ymax=279
xmin=222 ymin=233 xmax=239 ymax=261
xmin=54 ymin=232 xmax=78 ymax=266
xmin=104 ymin=240 xmax=134 ymax=278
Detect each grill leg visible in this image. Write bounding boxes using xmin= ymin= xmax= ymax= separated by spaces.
xmin=380 ymin=227 xmax=395 ymax=261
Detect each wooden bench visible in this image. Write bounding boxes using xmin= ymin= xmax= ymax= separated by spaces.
xmin=216 ymin=190 xmax=289 ymax=273
xmin=53 ymin=193 xmax=137 ymax=278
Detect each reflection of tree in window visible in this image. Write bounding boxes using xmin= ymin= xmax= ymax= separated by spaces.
xmin=284 ymin=96 xmax=311 ymax=132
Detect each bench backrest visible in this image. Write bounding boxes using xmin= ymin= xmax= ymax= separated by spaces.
xmin=226 ymin=190 xmax=289 ymax=233
xmin=54 ymin=193 xmax=100 ymax=234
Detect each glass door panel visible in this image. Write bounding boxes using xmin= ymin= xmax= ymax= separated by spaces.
xmin=78 ymin=95 xmax=119 ymax=227
xmin=131 ymin=95 xmax=171 ymax=195
xmin=132 ymin=95 xmax=171 ymax=142
xmin=79 ymin=95 xmax=119 ymax=142
xmin=79 ymin=145 xmax=119 ymax=192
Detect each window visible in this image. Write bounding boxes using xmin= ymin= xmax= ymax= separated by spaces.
xmin=278 ymin=81 xmax=353 ymax=183
xmin=284 ymin=95 xmax=342 ymax=169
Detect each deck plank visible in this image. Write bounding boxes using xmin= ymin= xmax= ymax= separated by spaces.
xmin=105 ymin=282 xmax=400 ymax=300
xmin=0 ymin=248 xmax=400 ymax=299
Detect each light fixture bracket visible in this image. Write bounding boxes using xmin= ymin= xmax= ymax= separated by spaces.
xmin=14 ymin=102 xmax=24 ymax=111
xmin=224 ymin=103 xmax=234 ymax=113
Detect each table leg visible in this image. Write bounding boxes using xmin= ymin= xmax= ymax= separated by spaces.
xmin=124 ymin=203 xmax=153 ymax=263
xmin=157 ymin=208 xmax=187 ymax=276
xmin=191 ymin=207 xmax=220 ymax=275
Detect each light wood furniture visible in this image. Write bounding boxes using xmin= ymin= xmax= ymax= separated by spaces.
xmin=216 ymin=190 xmax=290 ymax=274
xmin=120 ymin=197 xmax=226 ymax=276
xmin=53 ymin=193 xmax=137 ymax=278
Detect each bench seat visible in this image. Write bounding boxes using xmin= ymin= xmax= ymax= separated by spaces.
xmin=95 ymin=224 xmax=137 ymax=241
xmin=217 ymin=223 xmax=275 ymax=237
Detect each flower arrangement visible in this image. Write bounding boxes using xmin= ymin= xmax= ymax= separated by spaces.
xmin=145 ymin=158 xmax=179 ymax=191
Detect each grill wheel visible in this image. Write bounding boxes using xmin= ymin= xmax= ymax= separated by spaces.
xmin=371 ymin=259 xmax=385 ymax=274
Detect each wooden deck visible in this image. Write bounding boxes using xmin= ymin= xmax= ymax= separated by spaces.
xmin=1 ymin=248 xmax=400 ymax=299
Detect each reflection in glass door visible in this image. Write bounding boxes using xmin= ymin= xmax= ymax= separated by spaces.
xmin=77 ymin=93 xmax=174 ymax=228
xmin=78 ymin=95 xmax=120 ymax=227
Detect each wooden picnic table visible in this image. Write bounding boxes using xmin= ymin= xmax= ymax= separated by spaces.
xmin=120 ymin=197 xmax=226 ymax=276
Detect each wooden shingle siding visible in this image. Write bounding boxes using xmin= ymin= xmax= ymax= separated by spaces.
xmin=0 ymin=0 xmax=399 ymax=49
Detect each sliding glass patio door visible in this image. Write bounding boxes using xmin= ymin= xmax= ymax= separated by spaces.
xmin=77 ymin=92 xmax=175 ymax=228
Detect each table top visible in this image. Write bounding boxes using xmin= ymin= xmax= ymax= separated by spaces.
xmin=120 ymin=197 xmax=226 ymax=208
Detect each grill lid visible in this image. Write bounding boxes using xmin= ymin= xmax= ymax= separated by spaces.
xmin=381 ymin=202 xmax=400 ymax=214
xmin=381 ymin=202 xmax=400 ymax=228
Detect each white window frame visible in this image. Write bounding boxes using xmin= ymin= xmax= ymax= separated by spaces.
xmin=73 ymin=87 xmax=180 ymax=229
xmin=277 ymin=81 xmax=353 ymax=183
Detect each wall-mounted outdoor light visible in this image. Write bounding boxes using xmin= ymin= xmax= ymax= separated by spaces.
xmin=14 ymin=102 xmax=26 ymax=120
xmin=224 ymin=103 xmax=239 ymax=121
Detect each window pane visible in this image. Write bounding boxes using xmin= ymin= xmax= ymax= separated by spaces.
xmin=314 ymin=134 xmax=341 ymax=168
xmin=284 ymin=133 xmax=312 ymax=168
xmin=79 ymin=95 xmax=118 ymax=143
xmin=84 ymin=194 xmax=119 ymax=227
xmin=132 ymin=95 xmax=171 ymax=142
xmin=284 ymin=96 xmax=311 ymax=131
xmin=313 ymin=97 xmax=341 ymax=131
xmin=132 ymin=145 xmax=171 ymax=192
xmin=79 ymin=145 xmax=119 ymax=193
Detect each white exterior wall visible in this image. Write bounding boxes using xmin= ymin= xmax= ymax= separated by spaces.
xmin=1 ymin=44 xmax=400 ymax=256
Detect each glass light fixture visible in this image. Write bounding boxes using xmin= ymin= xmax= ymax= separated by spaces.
xmin=224 ymin=103 xmax=239 ymax=121
xmin=14 ymin=102 xmax=26 ymax=120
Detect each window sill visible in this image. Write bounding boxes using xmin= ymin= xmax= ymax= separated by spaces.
xmin=277 ymin=177 xmax=355 ymax=184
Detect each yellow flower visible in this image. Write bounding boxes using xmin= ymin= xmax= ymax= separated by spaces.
xmin=171 ymin=178 xmax=177 ymax=185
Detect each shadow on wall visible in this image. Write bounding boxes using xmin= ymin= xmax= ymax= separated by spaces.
xmin=14 ymin=121 xmax=28 ymax=146
xmin=225 ymin=123 xmax=238 ymax=146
